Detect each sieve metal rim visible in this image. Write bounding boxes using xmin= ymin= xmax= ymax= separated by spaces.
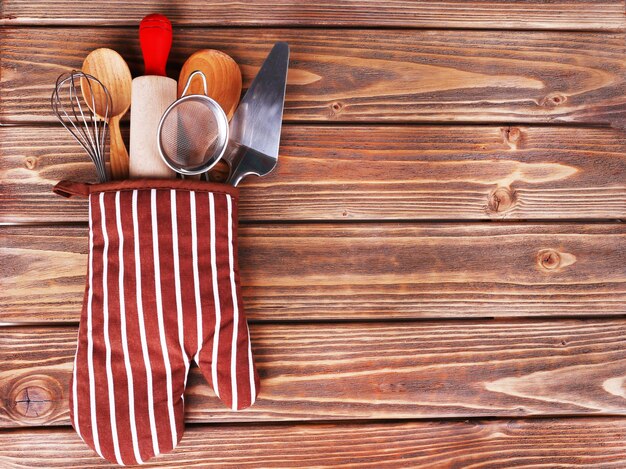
xmin=157 ymin=93 xmax=230 ymax=176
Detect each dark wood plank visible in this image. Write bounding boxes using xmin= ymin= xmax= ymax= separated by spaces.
xmin=2 ymin=28 xmax=626 ymax=126
xmin=1 ymin=321 xmax=625 ymax=427
xmin=1 ymin=419 xmax=626 ymax=467
xmin=2 ymin=0 xmax=625 ymax=30
xmin=2 ymin=125 xmax=626 ymax=223
xmin=2 ymin=223 xmax=625 ymax=323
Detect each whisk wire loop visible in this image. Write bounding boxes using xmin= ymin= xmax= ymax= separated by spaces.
xmin=51 ymin=70 xmax=112 ymax=182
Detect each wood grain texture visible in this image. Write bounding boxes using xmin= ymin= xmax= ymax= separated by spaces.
xmin=2 ymin=223 xmax=625 ymax=323
xmin=1 ymin=419 xmax=626 ymax=468
xmin=2 ymin=28 xmax=626 ymax=126
xmin=2 ymin=125 xmax=626 ymax=223
xmin=2 ymin=0 xmax=625 ymax=30
xmin=1 ymin=321 xmax=626 ymax=427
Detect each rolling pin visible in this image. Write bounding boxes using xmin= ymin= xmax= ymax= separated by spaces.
xmin=129 ymin=14 xmax=176 ymax=178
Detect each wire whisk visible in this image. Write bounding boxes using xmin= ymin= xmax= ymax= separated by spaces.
xmin=51 ymin=71 xmax=111 ymax=182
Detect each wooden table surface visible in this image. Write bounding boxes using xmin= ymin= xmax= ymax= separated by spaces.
xmin=1 ymin=1 xmax=626 ymax=467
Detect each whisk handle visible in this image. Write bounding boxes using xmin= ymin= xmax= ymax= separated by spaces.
xmin=139 ymin=14 xmax=172 ymax=76
xmin=109 ymin=115 xmax=129 ymax=179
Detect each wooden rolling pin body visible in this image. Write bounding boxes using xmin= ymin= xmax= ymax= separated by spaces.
xmin=129 ymin=75 xmax=177 ymax=178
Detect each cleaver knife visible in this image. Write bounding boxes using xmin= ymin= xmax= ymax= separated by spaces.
xmin=222 ymin=42 xmax=290 ymax=186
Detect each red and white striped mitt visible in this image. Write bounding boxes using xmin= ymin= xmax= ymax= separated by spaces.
xmin=54 ymin=179 xmax=260 ymax=466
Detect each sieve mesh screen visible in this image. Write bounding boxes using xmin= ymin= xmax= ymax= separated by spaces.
xmin=159 ymin=97 xmax=226 ymax=171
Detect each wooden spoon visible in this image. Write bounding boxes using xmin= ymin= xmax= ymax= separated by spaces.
xmin=82 ymin=48 xmax=132 ymax=180
xmin=178 ymin=49 xmax=242 ymax=119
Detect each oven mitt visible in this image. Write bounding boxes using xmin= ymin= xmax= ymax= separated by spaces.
xmin=53 ymin=179 xmax=260 ymax=466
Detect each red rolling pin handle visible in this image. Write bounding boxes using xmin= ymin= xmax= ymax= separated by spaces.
xmin=139 ymin=14 xmax=172 ymax=77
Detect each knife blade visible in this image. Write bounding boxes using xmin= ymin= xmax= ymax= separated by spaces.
xmin=222 ymin=42 xmax=290 ymax=186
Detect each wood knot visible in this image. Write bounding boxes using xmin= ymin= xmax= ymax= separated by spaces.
xmin=6 ymin=375 xmax=62 ymax=422
xmin=538 ymin=249 xmax=561 ymax=270
xmin=13 ymin=386 xmax=53 ymax=418
xmin=537 ymin=249 xmax=577 ymax=271
xmin=487 ymin=186 xmax=516 ymax=214
xmin=502 ymin=127 xmax=522 ymax=149
xmin=541 ymin=92 xmax=567 ymax=107
xmin=330 ymin=101 xmax=344 ymax=114
xmin=24 ymin=156 xmax=38 ymax=170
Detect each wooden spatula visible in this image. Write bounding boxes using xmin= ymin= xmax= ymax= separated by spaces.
xmin=129 ymin=13 xmax=177 ymax=178
xmin=178 ymin=50 xmax=242 ymax=120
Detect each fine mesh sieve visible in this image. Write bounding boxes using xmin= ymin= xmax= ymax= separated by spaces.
xmin=157 ymin=70 xmax=229 ymax=176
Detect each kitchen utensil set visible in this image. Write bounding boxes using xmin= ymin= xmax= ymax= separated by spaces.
xmin=50 ymin=13 xmax=290 ymax=467
xmin=51 ymin=13 xmax=289 ymax=186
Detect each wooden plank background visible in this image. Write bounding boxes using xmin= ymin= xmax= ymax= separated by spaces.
xmin=2 ymin=420 xmax=625 ymax=468
xmin=2 ymin=321 xmax=626 ymax=428
xmin=2 ymin=28 xmax=626 ymax=126
xmin=1 ymin=0 xmax=625 ymax=467
xmin=2 ymin=1 xmax=625 ymax=29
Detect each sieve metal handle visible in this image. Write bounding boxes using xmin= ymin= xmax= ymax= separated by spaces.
xmin=181 ymin=70 xmax=208 ymax=97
